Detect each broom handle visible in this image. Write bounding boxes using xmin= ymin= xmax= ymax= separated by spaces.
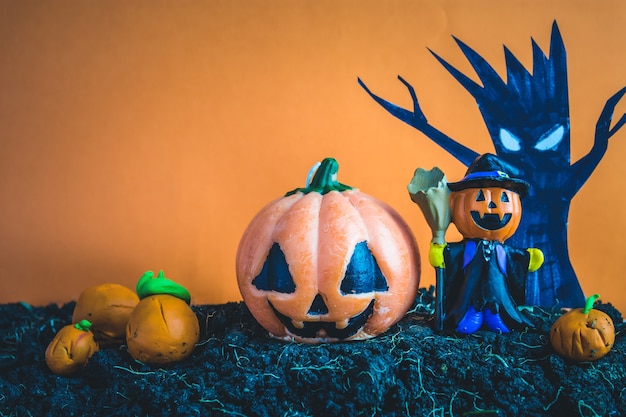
xmin=434 ymin=266 xmax=444 ymax=332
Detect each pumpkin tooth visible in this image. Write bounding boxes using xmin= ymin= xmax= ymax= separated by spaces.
xmin=336 ymin=319 xmax=350 ymax=330
xmin=291 ymin=320 xmax=304 ymax=329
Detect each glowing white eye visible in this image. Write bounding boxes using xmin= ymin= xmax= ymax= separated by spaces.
xmin=534 ymin=125 xmax=564 ymax=151
xmin=499 ymin=128 xmax=522 ymax=151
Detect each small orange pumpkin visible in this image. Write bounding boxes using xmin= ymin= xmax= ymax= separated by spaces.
xmin=45 ymin=320 xmax=99 ymax=376
xmin=550 ymin=294 xmax=615 ymax=362
xmin=450 ymin=186 xmax=522 ymax=242
xmin=236 ymin=158 xmax=420 ymax=343
xmin=72 ymin=283 xmax=139 ymax=346
xmin=126 ymin=271 xmax=199 ymax=365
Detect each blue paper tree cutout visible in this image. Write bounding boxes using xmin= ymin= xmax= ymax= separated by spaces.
xmin=359 ymin=21 xmax=626 ymax=308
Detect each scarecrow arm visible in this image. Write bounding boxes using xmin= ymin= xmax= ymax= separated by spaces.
xmin=566 ymin=86 xmax=626 ymax=199
xmin=429 ymin=243 xmax=447 ymax=268
xmin=358 ymin=76 xmax=479 ymax=167
xmin=526 ymin=248 xmax=544 ymax=272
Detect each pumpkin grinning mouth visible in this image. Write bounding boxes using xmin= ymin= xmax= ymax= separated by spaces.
xmin=470 ymin=211 xmax=512 ymax=230
xmin=268 ymin=299 xmax=375 ymax=340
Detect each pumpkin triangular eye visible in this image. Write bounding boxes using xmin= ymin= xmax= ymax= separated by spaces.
xmin=340 ymin=241 xmax=389 ymax=294
xmin=476 ymin=190 xmax=486 ymax=201
xmin=252 ymin=243 xmax=296 ymax=293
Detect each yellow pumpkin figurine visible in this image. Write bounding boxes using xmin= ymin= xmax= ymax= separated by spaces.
xmin=125 ymin=271 xmax=199 ymax=365
xmin=550 ymin=294 xmax=615 ymax=362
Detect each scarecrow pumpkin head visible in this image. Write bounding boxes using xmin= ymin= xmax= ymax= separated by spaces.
xmin=448 ymin=154 xmax=529 ymax=242
xmin=236 ymin=158 xmax=420 ymax=343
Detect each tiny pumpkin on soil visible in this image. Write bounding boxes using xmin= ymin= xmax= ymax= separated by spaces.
xmin=125 ymin=271 xmax=199 ymax=365
xmin=550 ymin=294 xmax=615 ymax=362
xmin=45 ymin=320 xmax=99 ymax=376
xmin=72 ymin=283 xmax=139 ymax=346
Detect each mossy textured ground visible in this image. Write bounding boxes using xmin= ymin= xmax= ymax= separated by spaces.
xmin=1 ymin=288 xmax=624 ymax=416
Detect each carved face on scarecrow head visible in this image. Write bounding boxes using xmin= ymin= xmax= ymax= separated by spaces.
xmin=448 ymin=154 xmax=529 ymax=243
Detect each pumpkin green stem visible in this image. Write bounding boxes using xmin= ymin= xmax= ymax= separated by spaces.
xmin=136 ymin=270 xmax=192 ymax=304
xmin=75 ymin=320 xmax=92 ymax=332
xmin=582 ymin=294 xmax=600 ymax=314
xmin=286 ymin=157 xmax=353 ymax=196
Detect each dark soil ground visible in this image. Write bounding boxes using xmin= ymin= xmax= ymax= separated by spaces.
xmin=1 ymin=287 xmax=624 ymax=417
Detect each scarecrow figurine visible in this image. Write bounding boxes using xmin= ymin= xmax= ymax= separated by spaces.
xmin=413 ymin=154 xmax=544 ymax=334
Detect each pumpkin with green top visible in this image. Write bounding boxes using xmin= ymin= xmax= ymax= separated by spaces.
xmin=125 ymin=271 xmax=199 ymax=364
xmin=236 ymin=157 xmax=420 ymax=343
xmin=45 ymin=320 xmax=99 ymax=376
xmin=550 ymin=294 xmax=615 ymax=361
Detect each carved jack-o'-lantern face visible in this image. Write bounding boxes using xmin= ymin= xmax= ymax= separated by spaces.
xmin=236 ymin=158 xmax=420 ymax=343
xmin=450 ymin=187 xmax=522 ymax=242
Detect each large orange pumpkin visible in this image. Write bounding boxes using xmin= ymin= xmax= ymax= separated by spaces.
xmin=450 ymin=186 xmax=522 ymax=242
xmin=236 ymin=158 xmax=420 ymax=343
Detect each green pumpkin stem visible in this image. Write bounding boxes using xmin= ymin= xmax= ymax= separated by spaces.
xmin=286 ymin=157 xmax=353 ymax=196
xmin=582 ymin=294 xmax=600 ymax=314
xmin=136 ymin=270 xmax=192 ymax=304
xmin=75 ymin=319 xmax=92 ymax=332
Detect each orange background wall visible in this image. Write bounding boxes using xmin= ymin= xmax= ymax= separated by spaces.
xmin=1 ymin=1 xmax=625 ymax=313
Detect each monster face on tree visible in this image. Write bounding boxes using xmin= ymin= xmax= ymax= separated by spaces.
xmin=359 ymin=21 xmax=626 ymax=308
xmin=431 ymin=26 xmax=571 ymax=169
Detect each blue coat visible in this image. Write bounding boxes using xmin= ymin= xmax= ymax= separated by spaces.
xmin=442 ymin=239 xmax=533 ymax=330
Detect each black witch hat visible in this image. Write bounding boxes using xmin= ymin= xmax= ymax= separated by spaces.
xmin=447 ymin=153 xmax=530 ymax=198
